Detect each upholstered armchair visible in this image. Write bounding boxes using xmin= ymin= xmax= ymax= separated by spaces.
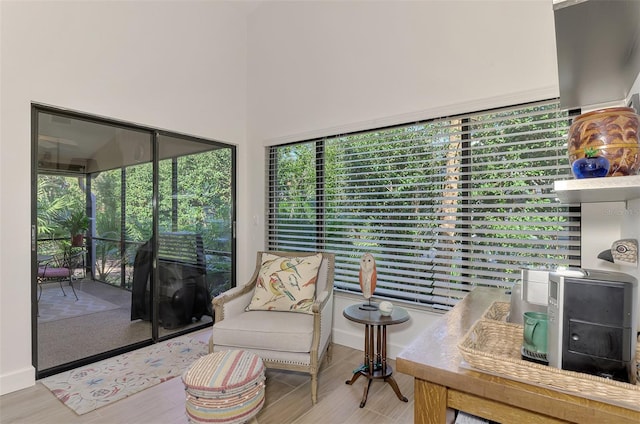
xmin=210 ymin=251 xmax=335 ymax=405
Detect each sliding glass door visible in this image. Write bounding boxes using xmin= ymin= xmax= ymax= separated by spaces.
xmin=155 ymin=132 xmax=235 ymax=339
xmin=32 ymin=105 xmax=235 ymax=377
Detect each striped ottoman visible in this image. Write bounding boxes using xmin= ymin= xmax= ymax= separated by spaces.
xmin=182 ymin=350 xmax=266 ymax=424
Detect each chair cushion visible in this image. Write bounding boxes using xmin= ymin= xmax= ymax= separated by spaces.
xmin=39 ymin=267 xmax=71 ymax=278
xmin=213 ymin=310 xmax=314 ymax=353
xmin=246 ymin=252 xmax=322 ymax=315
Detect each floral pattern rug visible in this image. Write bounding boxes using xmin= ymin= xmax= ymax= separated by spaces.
xmin=40 ymin=335 xmax=208 ymax=415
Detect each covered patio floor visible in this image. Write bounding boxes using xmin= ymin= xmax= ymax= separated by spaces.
xmin=36 ymin=279 xmax=212 ymax=372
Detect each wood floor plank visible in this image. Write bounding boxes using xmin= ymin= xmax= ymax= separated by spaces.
xmin=292 ymin=379 xmax=372 ymax=423
xmin=0 ymin=383 xmax=79 ymax=424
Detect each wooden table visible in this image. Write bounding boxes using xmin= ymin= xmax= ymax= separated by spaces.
xmin=343 ymin=303 xmax=410 ymax=408
xmin=396 ymin=287 xmax=640 ymax=424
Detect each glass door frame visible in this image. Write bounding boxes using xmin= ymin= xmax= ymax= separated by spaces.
xmin=31 ymin=103 xmax=236 ymax=378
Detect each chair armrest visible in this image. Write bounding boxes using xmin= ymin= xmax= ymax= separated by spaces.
xmin=311 ymin=287 xmax=334 ymax=363
xmin=312 ymin=286 xmax=331 ymax=313
xmin=212 ymin=282 xmax=255 ymax=323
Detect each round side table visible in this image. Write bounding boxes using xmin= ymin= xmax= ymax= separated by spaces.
xmin=343 ymin=303 xmax=410 ymax=408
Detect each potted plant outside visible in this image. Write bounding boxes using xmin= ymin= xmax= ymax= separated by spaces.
xmin=59 ymin=209 xmax=90 ymax=246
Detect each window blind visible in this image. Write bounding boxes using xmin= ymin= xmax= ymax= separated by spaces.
xmin=267 ymin=99 xmax=580 ymax=312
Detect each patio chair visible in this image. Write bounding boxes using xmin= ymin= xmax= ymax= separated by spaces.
xmin=37 ymin=250 xmax=83 ymax=301
xmin=210 ymin=251 xmax=335 ymax=405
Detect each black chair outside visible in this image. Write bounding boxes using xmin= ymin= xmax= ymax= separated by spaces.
xmin=130 ymin=232 xmax=213 ymax=328
xmin=37 ymin=250 xmax=83 ymax=301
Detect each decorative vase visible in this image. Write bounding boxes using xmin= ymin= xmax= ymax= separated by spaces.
xmin=567 ymin=107 xmax=640 ymax=177
xmin=571 ymin=156 xmax=610 ymax=179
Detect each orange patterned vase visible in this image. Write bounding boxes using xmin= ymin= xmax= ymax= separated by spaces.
xmin=568 ymin=107 xmax=640 ymax=177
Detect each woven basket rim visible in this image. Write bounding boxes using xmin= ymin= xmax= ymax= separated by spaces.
xmin=457 ymin=317 xmax=639 ymax=410
xmin=481 ymin=301 xmax=511 ymax=321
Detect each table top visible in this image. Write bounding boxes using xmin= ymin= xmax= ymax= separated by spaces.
xmin=343 ymin=302 xmax=410 ymax=326
xmin=396 ymin=286 xmax=640 ymax=424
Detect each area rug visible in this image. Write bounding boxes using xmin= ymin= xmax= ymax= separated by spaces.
xmin=38 ymin=287 xmax=120 ymax=323
xmin=40 ymin=335 xmax=208 ymax=415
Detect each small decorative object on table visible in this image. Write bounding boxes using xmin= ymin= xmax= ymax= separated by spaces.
xmin=359 ymin=253 xmax=377 ymax=310
xmin=568 ymin=106 xmax=640 ymax=177
xmin=379 ymin=301 xmax=394 ymax=316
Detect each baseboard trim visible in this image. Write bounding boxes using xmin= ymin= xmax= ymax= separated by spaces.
xmin=0 ymin=365 xmax=35 ymax=395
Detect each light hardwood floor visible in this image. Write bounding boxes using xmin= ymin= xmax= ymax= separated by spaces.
xmin=0 ymin=329 xmax=414 ymax=424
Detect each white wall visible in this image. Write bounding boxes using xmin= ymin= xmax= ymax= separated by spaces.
xmin=246 ymin=0 xmax=560 ymax=359
xmin=247 ymin=0 xmax=559 ymax=145
xmin=0 ymin=1 xmax=258 ymax=395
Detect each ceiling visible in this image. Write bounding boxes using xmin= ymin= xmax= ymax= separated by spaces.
xmin=37 ymin=110 xmax=223 ymax=174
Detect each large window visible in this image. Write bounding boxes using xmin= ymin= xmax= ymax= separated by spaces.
xmin=267 ymin=99 xmax=580 ymax=311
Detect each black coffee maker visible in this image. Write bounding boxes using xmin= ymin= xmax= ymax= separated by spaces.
xmin=547 ymin=270 xmax=638 ymax=384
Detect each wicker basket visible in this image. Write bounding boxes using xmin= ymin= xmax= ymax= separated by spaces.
xmin=482 ymin=301 xmax=510 ymax=322
xmin=458 ymin=318 xmax=640 ymax=410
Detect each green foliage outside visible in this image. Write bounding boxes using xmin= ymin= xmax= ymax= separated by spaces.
xmin=37 ymin=175 xmax=86 ymax=248
xmin=37 ymin=147 xmax=233 ymax=294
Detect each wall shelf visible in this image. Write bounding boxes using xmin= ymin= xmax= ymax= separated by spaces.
xmin=554 ymin=175 xmax=640 ymax=203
